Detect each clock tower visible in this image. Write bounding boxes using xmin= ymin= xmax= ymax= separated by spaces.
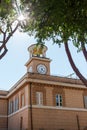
xmin=25 ymin=44 xmax=51 ymax=75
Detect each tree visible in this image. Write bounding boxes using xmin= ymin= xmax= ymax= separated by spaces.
xmin=0 ymin=0 xmax=16 ymax=59
xmin=0 ymin=0 xmax=87 ymax=86
xmin=21 ymin=0 xmax=87 ymax=86
xmin=0 ymin=0 xmax=27 ymax=59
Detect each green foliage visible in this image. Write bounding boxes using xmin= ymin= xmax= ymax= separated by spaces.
xmin=0 ymin=0 xmax=87 ymax=49
xmin=21 ymin=0 xmax=87 ymax=48
xmin=0 ymin=0 xmax=13 ymax=18
xmin=0 ymin=0 xmax=17 ymax=34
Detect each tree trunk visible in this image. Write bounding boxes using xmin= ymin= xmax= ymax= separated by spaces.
xmin=0 ymin=23 xmax=19 ymax=60
xmin=81 ymin=43 xmax=87 ymax=61
xmin=0 ymin=45 xmax=8 ymax=60
xmin=64 ymin=41 xmax=87 ymax=87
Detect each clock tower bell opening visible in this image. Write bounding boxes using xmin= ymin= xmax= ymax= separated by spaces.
xmin=25 ymin=44 xmax=51 ymax=75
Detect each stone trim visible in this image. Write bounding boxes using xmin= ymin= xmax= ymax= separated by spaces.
xmin=0 ymin=115 xmax=7 ymax=118
xmin=8 ymin=105 xmax=28 ymax=117
xmin=32 ymin=85 xmax=46 ymax=105
xmin=8 ymin=104 xmax=87 ymax=118
xmin=52 ymin=87 xmax=65 ymax=106
xmin=32 ymin=105 xmax=87 ymax=112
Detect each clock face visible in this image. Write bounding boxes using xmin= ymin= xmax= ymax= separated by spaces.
xmin=37 ymin=64 xmax=47 ymax=74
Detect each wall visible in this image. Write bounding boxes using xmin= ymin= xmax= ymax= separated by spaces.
xmin=32 ymin=107 xmax=87 ymax=130
xmin=32 ymin=84 xmax=85 ymax=108
xmin=31 ymin=83 xmax=87 ymax=130
xmin=0 ymin=99 xmax=8 ymax=130
xmin=3 ymin=81 xmax=87 ymax=130
xmin=8 ymin=84 xmax=29 ymax=130
xmin=8 ymin=108 xmax=29 ymax=130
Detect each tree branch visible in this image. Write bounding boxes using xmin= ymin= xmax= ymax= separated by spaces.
xmin=81 ymin=43 xmax=87 ymax=61
xmin=5 ymin=23 xmax=19 ymax=43
xmin=0 ymin=23 xmax=19 ymax=51
xmin=0 ymin=33 xmax=6 ymax=52
xmin=0 ymin=23 xmax=19 ymax=59
xmin=0 ymin=46 xmax=8 ymax=60
xmin=64 ymin=41 xmax=87 ymax=87
xmin=0 ymin=28 xmax=5 ymax=34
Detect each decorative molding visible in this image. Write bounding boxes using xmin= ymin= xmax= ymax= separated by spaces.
xmin=8 ymin=105 xmax=28 ymax=117
xmin=0 ymin=73 xmax=86 ymax=99
xmin=32 ymin=105 xmax=87 ymax=112
xmin=0 ymin=115 xmax=7 ymax=118
xmin=8 ymin=105 xmax=87 ymax=118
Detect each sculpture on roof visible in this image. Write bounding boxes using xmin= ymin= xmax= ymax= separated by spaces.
xmin=28 ymin=44 xmax=48 ymax=58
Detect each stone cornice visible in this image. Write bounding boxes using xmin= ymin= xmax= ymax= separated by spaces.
xmin=0 ymin=72 xmax=86 ymax=99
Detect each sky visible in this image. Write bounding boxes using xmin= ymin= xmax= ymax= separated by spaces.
xmin=0 ymin=30 xmax=87 ymax=90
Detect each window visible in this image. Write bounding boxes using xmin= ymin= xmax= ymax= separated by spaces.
xmin=56 ymin=94 xmax=62 ymax=106
xmin=8 ymin=100 xmax=14 ymax=114
xmin=21 ymin=93 xmax=25 ymax=107
xmin=8 ymin=101 xmax=11 ymax=114
xmin=10 ymin=100 xmax=13 ymax=113
xmin=15 ymin=97 xmax=19 ymax=111
xmin=84 ymin=96 xmax=87 ymax=108
xmin=36 ymin=92 xmax=43 ymax=105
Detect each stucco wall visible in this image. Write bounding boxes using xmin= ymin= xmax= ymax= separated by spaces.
xmin=8 ymin=108 xmax=29 ymax=130
xmin=32 ymin=107 xmax=87 ymax=130
xmin=0 ymin=117 xmax=7 ymax=130
xmin=0 ymin=99 xmax=7 ymax=130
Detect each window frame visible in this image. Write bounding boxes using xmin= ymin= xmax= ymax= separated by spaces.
xmin=56 ymin=94 xmax=63 ymax=107
xmin=36 ymin=92 xmax=43 ymax=105
xmin=84 ymin=96 xmax=87 ymax=108
xmin=21 ymin=93 xmax=25 ymax=107
xmin=15 ymin=96 xmax=19 ymax=111
xmin=10 ymin=100 xmax=14 ymax=113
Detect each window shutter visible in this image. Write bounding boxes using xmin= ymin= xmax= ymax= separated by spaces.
xmin=8 ymin=101 xmax=10 ymax=114
xmin=36 ymin=92 xmax=39 ymax=105
xmin=36 ymin=92 xmax=43 ymax=105
xmin=21 ymin=94 xmax=24 ymax=107
xmin=14 ymin=100 xmax=16 ymax=111
xmin=15 ymin=97 xmax=19 ymax=111
xmin=17 ymin=98 xmax=19 ymax=110
xmin=84 ymin=96 xmax=87 ymax=108
xmin=10 ymin=101 xmax=13 ymax=113
xmin=40 ymin=92 xmax=43 ymax=105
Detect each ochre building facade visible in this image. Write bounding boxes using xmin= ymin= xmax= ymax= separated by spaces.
xmin=0 ymin=44 xmax=87 ymax=130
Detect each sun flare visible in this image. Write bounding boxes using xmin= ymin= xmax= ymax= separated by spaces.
xmin=18 ymin=14 xmax=25 ymax=21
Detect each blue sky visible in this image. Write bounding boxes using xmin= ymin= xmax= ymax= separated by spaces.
xmin=0 ymin=30 xmax=87 ymax=90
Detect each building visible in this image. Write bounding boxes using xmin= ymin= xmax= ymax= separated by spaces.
xmin=0 ymin=44 xmax=87 ymax=130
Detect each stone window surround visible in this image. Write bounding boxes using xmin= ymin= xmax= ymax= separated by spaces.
xmin=53 ymin=87 xmax=65 ymax=107
xmin=21 ymin=91 xmax=25 ymax=108
xmin=36 ymin=91 xmax=43 ymax=105
xmin=32 ymin=85 xmax=46 ymax=105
